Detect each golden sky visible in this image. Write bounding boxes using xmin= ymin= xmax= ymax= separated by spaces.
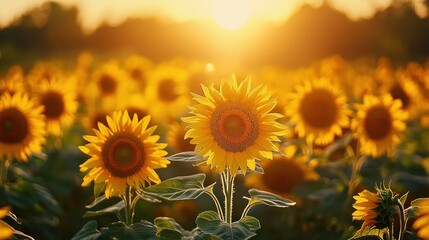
xmin=0 ymin=0 xmax=426 ymax=32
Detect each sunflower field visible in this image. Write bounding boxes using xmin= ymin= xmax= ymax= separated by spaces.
xmin=1 ymin=1 xmax=429 ymax=240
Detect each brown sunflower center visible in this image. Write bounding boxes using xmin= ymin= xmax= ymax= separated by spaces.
xmin=262 ymin=159 xmax=305 ymax=194
xmin=299 ymin=88 xmax=337 ymax=128
xmin=98 ymin=74 xmax=117 ymax=95
xmin=364 ymin=105 xmax=392 ymax=140
xmin=210 ymin=103 xmax=258 ymax=152
xmin=390 ymin=84 xmax=410 ymax=109
xmin=0 ymin=108 xmax=29 ymax=144
xmin=41 ymin=91 xmax=65 ymax=119
xmin=102 ymin=133 xmax=145 ymax=178
xmin=158 ymin=78 xmax=179 ymax=102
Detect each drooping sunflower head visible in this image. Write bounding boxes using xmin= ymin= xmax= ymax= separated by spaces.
xmin=412 ymin=198 xmax=429 ymax=240
xmin=167 ymin=120 xmax=195 ymax=153
xmin=183 ymin=75 xmax=287 ymax=175
xmin=146 ymin=65 xmax=190 ymax=124
xmin=352 ymin=94 xmax=407 ymax=157
xmin=286 ymin=78 xmax=350 ymax=145
xmin=352 ymin=189 xmax=382 ymax=231
xmin=33 ymin=77 xmax=78 ymax=136
xmin=79 ymin=111 xmax=170 ymax=198
xmin=0 ymin=93 xmax=46 ymax=161
xmin=353 ymin=185 xmax=398 ymax=232
xmin=245 ymin=154 xmax=318 ymax=203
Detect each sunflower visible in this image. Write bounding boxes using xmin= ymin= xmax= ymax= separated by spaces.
xmin=183 ymin=75 xmax=286 ymax=175
xmin=352 ymin=95 xmax=407 ymax=157
xmin=384 ymin=76 xmax=421 ymax=116
xmin=125 ymin=55 xmax=153 ymax=90
xmin=146 ymin=64 xmax=190 ymax=124
xmin=286 ymin=78 xmax=350 ymax=145
xmin=167 ymin=120 xmax=195 ymax=153
xmin=0 ymin=206 xmax=12 ymax=240
xmin=0 ymin=74 xmax=25 ymax=97
xmin=245 ymin=154 xmax=318 ymax=203
xmin=352 ymin=189 xmax=381 ymax=231
xmin=79 ymin=111 xmax=170 ymax=198
xmin=33 ymin=78 xmax=78 ymax=136
xmin=89 ymin=61 xmax=130 ymax=105
xmin=0 ymin=93 xmax=46 ymax=161
xmin=26 ymin=61 xmax=62 ymax=87
xmin=413 ymin=198 xmax=429 ymax=240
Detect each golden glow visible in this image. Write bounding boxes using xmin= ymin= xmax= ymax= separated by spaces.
xmin=0 ymin=1 xmax=426 ymax=32
xmin=211 ymin=0 xmax=251 ymax=30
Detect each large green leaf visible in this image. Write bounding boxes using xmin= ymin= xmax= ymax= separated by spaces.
xmin=239 ymin=216 xmax=261 ymax=232
xmin=154 ymin=217 xmax=185 ymax=240
xmin=71 ymin=220 xmax=101 ymax=240
xmin=196 ymin=211 xmax=256 ymax=240
xmin=144 ymin=174 xmax=215 ymax=201
xmin=33 ymin=184 xmax=61 ymax=215
xmin=84 ymin=201 xmax=124 ymax=218
xmin=85 ymin=196 xmax=107 ymax=208
xmin=246 ymin=189 xmax=296 ymax=208
xmin=186 ymin=228 xmax=221 ymax=240
xmin=166 ymin=151 xmax=206 ymax=162
xmin=99 ymin=220 xmax=158 ymax=240
xmin=348 ymin=227 xmax=387 ymax=240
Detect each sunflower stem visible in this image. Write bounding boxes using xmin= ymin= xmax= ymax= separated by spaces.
xmin=221 ymin=169 xmax=235 ymax=224
xmin=240 ymin=202 xmax=260 ymax=219
xmin=123 ymin=186 xmax=133 ymax=225
xmin=395 ymin=199 xmax=407 ymax=240
xmin=388 ymin=221 xmax=394 ymax=240
xmin=348 ymin=140 xmax=363 ymax=196
xmin=0 ymin=156 xmax=10 ymax=187
xmin=206 ymin=189 xmax=225 ymax=221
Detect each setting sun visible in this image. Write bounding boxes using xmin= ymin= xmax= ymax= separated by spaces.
xmin=211 ymin=0 xmax=251 ymax=30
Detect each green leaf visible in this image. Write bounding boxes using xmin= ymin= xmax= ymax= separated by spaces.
xmin=100 ymin=220 xmax=158 ymax=240
xmin=166 ymin=151 xmax=206 ymax=162
xmin=348 ymin=227 xmax=387 ymax=240
xmin=239 ymin=216 xmax=261 ymax=231
xmin=144 ymin=174 xmax=215 ymax=201
xmin=196 ymin=211 xmax=256 ymax=240
xmin=154 ymin=217 xmax=185 ymax=240
xmin=33 ymin=184 xmax=61 ymax=215
xmin=6 ymin=180 xmax=38 ymax=208
xmin=247 ymin=189 xmax=296 ymax=208
xmin=71 ymin=220 xmax=101 ymax=240
xmin=187 ymin=228 xmax=221 ymax=240
xmin=85 ymin=196 xmax=107 ymax=208
xmin=351 ymin=237 xmax=383 ymax=240
xmin=136 ymin=192 xmax=161 ymax=203
xmin=84 ymin=201 xmax=124 ymax=218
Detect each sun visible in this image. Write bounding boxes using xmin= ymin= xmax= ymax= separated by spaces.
xmin=211 ymin=0 xmax=251 ymax=30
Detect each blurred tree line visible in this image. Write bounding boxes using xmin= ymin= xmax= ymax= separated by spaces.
xmin=0 ymin=1 xmax=428 ymax=69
